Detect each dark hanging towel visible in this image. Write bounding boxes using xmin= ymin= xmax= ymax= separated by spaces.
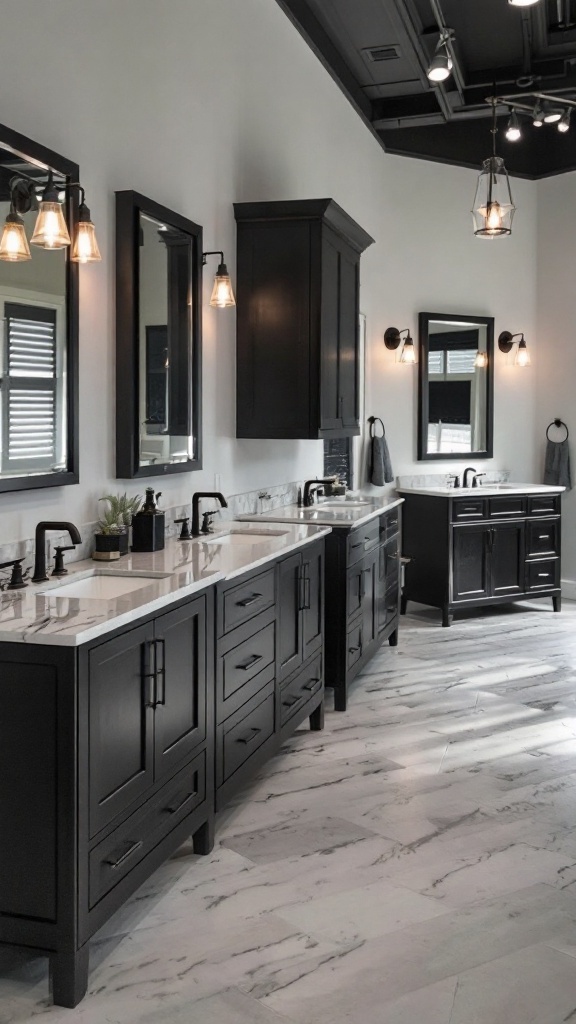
xmin=544 ymin=419 xmax=572 ymax=489
xmin=369 ymin=416 xmax=393 ymax=485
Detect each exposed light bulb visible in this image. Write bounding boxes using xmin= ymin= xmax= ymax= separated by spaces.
xmin=505 ymin=111 xmax=522 ymax=142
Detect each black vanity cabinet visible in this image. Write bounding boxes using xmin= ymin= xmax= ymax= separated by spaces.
xmin=0 ymin=589 xmax=215 ymax=1009
xmin=401 ymin=491 xmax=562 ymax=626
xmin=234 ymin=199 xmax=374 ymax=440
xmin=325 ymin=506 xmax=401 ymax=712
xmin=215 ymin=539 xmax=325 ymax=807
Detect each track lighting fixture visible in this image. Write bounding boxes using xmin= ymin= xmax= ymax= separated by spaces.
xmin=543 ymin=104 xmax=562 ymax=124
xmin=384 ymin=327 xmax=417 ymax=364
xmin=532 ymin=105 xmax=544 ymax=127
xmin=498 ymin=331 xmax=531 ymax=367
xmin=426 ymin=32 xmax=453 ymax=84
xmin=0 ymin=171 xmax=101 ymax=263
xmin=505 ymin=110 xmax=522 ymax=141
xmin=202 ymin=250 xmax=236 ymax=308
xmin=508 ymin=0 xmax=541 ymax=6
xmin=558 ymin=109 xmax=571 ymax=133
xmin=472 ymin=100 xmax=515 ymax=238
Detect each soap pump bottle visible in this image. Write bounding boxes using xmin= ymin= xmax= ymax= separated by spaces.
xmin=131 ymin=488 xmax=165 ymax=552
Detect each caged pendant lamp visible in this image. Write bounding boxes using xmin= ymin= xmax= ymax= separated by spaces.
xmin=472 ymin=99 xmax=516 ymax=238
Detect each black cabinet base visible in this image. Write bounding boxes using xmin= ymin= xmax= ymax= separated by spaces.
xmin=50 ymin=945 xmax=89 ymax=1009
xmin=403 ymin=592 xmax=562 ymax=626
xmin=309 ymin=701 xmax=324 ymax=731
xmin=192 ymin=815 xmax=215 ymax=855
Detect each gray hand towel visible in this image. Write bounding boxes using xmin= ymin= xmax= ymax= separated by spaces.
xmin=369 ymin=418 xmax=393 ymax=486
xmin=544 ymin=438 xmax=571 ymax=489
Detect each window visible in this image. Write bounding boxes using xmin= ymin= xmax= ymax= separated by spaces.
xmin=1 ymin=303 xmax=60 ymax=474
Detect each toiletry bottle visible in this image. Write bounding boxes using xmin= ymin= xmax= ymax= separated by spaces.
xmin=131 ymin=489 xmax=165 ymax=552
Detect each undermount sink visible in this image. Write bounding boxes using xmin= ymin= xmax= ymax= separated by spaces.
xmin=203 ymin=529 xmax=290 ymax=546
xmin=318 ymin=501 xmax=372 ymax=508
xmin=42 ymin=570 xmax=171 ymax=600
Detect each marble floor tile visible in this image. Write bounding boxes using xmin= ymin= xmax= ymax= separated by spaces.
xmin=220 ymin=816 xmax=379 ymax=864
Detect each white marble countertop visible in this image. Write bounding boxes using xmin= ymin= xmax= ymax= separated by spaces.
xmin=0 ymin=522 xmax=330 ymax=647
xmin=396 ymin=483 xmax=565 ymax=498
xmin=238 ymin=495 xmax=404 ymax=529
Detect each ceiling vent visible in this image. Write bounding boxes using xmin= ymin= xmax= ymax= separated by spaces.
xmin=363 ymin=44 xmax=401 ymax=63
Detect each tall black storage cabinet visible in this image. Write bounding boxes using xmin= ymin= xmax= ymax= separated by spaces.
xmin=234 ymin=199 xmax=374 ymax=440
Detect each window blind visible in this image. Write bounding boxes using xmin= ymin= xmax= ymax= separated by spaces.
xmin=2 ymin=303 xmax=57 ymax=472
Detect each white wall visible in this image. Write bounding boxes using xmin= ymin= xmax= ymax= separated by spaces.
xmin=536 ymin=173 xmax=576 ymax=585
xmin=0 ymin=0 xmax=540 ymax=546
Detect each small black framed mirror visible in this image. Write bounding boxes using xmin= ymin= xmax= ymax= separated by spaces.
xmin=0 ymin=123 xmax=79 ymax=493
xmin=418 ymin=312 xmax=494 ymax=461
xmin=115 ymin=191 xmax=202 ymax=479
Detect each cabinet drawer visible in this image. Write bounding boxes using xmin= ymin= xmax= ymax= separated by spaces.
xmin=221 ymin=620 xmax=275 ymax=705
xmin=385 ymin=506 xmax=400 ymax=539
xmin=218 ymin=685 xmax=275 ymax=784
xmin=452 ymin=498 xmax=485 ymax=521
xmin=526 ymin=559 xmax=559 ymax=591
xmin=347 ymin=520 xmax=380 ymax=566
xmin=222 ymin=567 xmax=275 ymax=634
xmin=347 ymin=622 xmax=363 ymax=669
xmin=280 ymin=655 xmax=323 ymax=727
xmin=526 ymin=519 xmax=559 ymax=559
xmin=529 ymin=494 xmax=561 ymax=517
xmin=488 ymin=496 xmax=525 ymax=519
xmin=89 ymin=753 xmax=206 ymax=909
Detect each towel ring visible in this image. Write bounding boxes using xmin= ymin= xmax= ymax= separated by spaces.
xmin=368 ymin=415 xmax=385 ymax=438
xmin=546 ymin=418 xmax=569 ymax=442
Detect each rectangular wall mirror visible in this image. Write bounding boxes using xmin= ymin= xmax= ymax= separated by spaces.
xmin=0 ymin=124 xmax=78 ymax=493
xmin=418 ymin=312 xmax=494 ymax=461
xmin=115 ymin=191 xmax=202 ymax=479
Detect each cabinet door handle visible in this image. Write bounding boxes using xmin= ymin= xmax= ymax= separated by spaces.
xmin=302 ymin=678 xmax=321 ymax=692
xmin=282 ymin=695 xmax=300 ymax=709
xmin=236 ymin=593 xmax=262 ymax=608
xmin=303 ymin=575 xmax=311 ymax=610
xmin=339 ymin=395 xmax=344 ymax=418
xmin=164 ymin=790 xmax=197 ymax=816
xmin=236 ymin=653 xmax=264 ymax=671
xmin=154 ymin=638 xmax=166 ymax=706
xmin=236 ymin=727 xmax=262 ymax=745
xmin=104 ymin=840 xmax=143 ymax=870
xmin=143 ymin=640 xmax=156 ymax=708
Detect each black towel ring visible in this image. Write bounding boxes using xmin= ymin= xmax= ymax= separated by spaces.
xmin=368 ymin=415 xmax=385 ymax=438
xmin=546 ymin=418 xmax=569 ymax=442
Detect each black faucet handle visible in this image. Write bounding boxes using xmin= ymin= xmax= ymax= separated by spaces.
xmin=201 ymin=510 xmax=219 ymax=534
xmin=0 ymin=558 xmax=28 ymax=591
xmin=472 ymin=473 xmax=486 ymax=489
xmin=52 ymin=545 xmax=76 ymax=577
xmin=174 ymin=517 xmax=191 ymax=540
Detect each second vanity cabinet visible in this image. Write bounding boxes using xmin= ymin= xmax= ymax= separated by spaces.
xmin=401 ymin=490 xmax=562 ymax=626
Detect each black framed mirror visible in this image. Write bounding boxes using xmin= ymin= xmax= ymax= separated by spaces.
xmin=115 ymin=191 xmax=202 ymax=479
xmin=0 ymin=123 xmax=79 ymax=493
xmin=418 ymin=312 xmax=494 ymax=461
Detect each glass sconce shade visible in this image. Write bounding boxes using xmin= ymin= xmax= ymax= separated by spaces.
xmin=209 ymin=262 xmax=236 ymax=307
xmin=31 ymin=199 xmax=71 ymax=249
xmin=515 ymin=338 xmax=531 ymax=366
xmin=71 ymin=204 xmax=101 ymax=263
xmin=472 ymin=157 xmax=515 ymax=237
xmin=399 ymin=335 xmax=416 ymax=364
xmin=474 ymin=350 xmax=488 ymax=369
xmin=0 ymin=212 xmax=31 ymax=261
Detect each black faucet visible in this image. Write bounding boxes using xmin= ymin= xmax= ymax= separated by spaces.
xmin=191 ymin=492 xmax=228 ymax=537
xmin=462 ymin=467 xmax=477 ymax=489
xmin=472 ymin=473 xmax=486 ymax=489
xmin=302 ymin=478 xmax=337 ymax=508
xmin=32 ymin=521 xmax=82 ymax=583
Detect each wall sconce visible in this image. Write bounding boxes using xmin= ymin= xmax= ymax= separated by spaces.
xmin=202 ymin=250 xmax=236 ymax=307
xmin=384 ymin=326 xmax=417 ymax=364
xmin=0 ymin=172 xmax=101 ymax=263
xmin=498 ymin=330 xmax=531 ymax=366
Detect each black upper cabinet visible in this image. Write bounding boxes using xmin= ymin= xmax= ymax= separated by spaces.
xmin=234 ymin=199 xmax=374 ymax=439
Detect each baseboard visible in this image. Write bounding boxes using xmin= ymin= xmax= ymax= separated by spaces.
xmin=561 ymin=579 xmax=576 ymax=601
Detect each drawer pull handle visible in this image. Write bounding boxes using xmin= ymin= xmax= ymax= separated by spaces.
xmin=302 ymin=678 xmax=321 ymax=692
xmin=164 ymin=791 xmax=196 ymax=816
xmin=236 ymin=726 xmax=262 ymax=745
xmin=236 ymin=593 xmax=262 ymax=608
xmin=538 ymin=572 xmax=550 ymax=578
xmin=236 ymin=653 xmax=264 ymax=671
xmin=348 ymin=644 xmax=361 ymax=653
xmin=539 ymin=534 xmax=550 ymax=540
xmin=282 ymin=695 xmax=300 ymax=709
xmin=104 ymin=840 xmax=143 ymax=870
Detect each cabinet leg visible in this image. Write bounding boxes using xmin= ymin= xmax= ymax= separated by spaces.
xmin=193 ymin=816 xmax=215 ymax=856
xmin=334 ymin=687 xmax=347 ymax=713
xmin=400 ymin=594 xmax=407 ymax=615
xmin=442 ymin=606 xmax=453 ymax=628
xmin=388 ymin=628 xmax=398 ymax=647
xmin=309 ymin=701 xmax=324 ymax=731
xmin=553 ymin=595 xmax=562 ymax=613
xmin=50 ymin=945 xmax=89 ymax=1008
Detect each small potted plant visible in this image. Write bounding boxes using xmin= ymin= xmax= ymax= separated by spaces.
xmin=94 ymin=493 xmax=141 ymax=559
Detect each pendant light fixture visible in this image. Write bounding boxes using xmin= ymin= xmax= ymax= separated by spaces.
xmin=472 ymin=99 xmax=515 ymax=238
xmin=30 ymin=170 xmax=71 ymax=249
xmin=71 ymin=187 xmax=102 ymax=263
xmin=203 ymin=250 xmax=236 ymax=308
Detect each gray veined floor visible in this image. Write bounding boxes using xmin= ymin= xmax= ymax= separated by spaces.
xmin=5 ymin=601 xmax=576 ymax=1023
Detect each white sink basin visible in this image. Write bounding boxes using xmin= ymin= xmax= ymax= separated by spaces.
xmin=319 ymin=501 xmax=372 ymax=508
xmin=43 ymin=571 xmax=171 ymax=600
xmin=203 ymin=529 xmax=289 ymax=546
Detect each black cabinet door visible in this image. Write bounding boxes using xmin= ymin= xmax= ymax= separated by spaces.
xmin=278 ymin=552 xmax=303 ymax=682
xmin=490 ymin=522 xmax=525 ymax=598
xmin=302 ymin=541 xmax=324 ymax=661
xmin=88 ymin=622 xmax=155 ymax=836
xmin=338 ymin=245 xmax=360 ymax=430
xmin=153 ymin=596 xmax=207 ymax=784
xmin=452 ymin=525 xmax=490 ymax=602
xmin=361 ymin=550 xmax=378 ymax=648
xmin=319 ymin=230 xmax=360 ymax=434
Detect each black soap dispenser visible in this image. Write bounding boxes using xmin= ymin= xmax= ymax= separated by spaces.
xmin=131 ymin=489 xmax=165 ymax=552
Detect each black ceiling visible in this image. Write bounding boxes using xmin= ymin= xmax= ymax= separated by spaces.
xmin=276 ymin=0 xmax=576 ymax=178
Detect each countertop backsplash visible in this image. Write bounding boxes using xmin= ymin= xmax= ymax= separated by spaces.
xmin=396 ymin=470 xmax=511 ymax=490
